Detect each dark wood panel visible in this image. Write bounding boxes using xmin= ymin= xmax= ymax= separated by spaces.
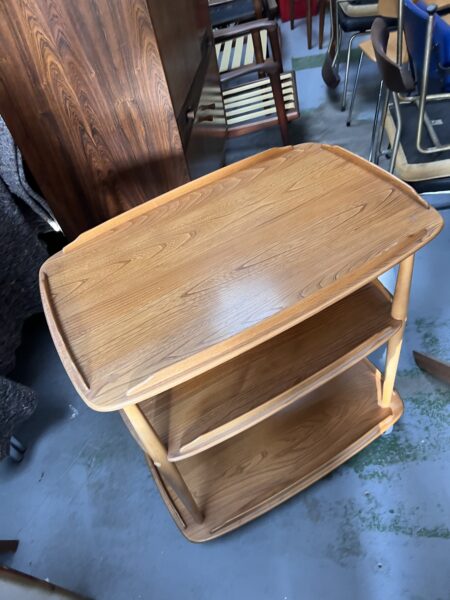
xmin=146 ymin=0 xmax=211 ymax=118
xmin=0 ymin=0 xmax=189 ymax=239
xmin=186 ymin=48 xmax=226 ymax=178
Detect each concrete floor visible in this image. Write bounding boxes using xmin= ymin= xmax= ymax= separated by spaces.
xmin=1 ymin=15 xmax=450 ymax=600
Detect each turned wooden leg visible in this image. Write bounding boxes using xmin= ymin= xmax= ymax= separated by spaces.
xmin=307 ymin=0 xmax=312 ymax=49
xmin=380 ymin=255 xmax=415 ymax=407
xmin=319 ymin=0 xmax=326 ymax=49
xmin=269 ymin=71 xmax=289 ymax=145
xmin=413 ymin=351 xmax=450 ymax=385
xmin=122 ymin=405 xmax=203 ymax=523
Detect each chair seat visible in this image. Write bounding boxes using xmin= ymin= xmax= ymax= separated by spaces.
xmin=359 ymin=32 xmax=408 ymax=63
xmin=210 ymin=0 xmax=256 ymax=27
xmin=340 ymin=0 xmax=379 ymax=18
xmin=384 ymin=100 xmax=450 ymax=191
xmin=338 ymin=6 xmax=377 ymax=32
xmin=215 ymin=30 xmax=268 ymax=73
xmin=223 ymin=71 xmax=299 ymax=134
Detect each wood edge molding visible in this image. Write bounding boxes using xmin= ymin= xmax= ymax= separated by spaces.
xmin=63 ymin=146 xmax=291 ymax=254
xmin=39 ymin=268 xmax=91 ymax=396
xmin=144 ymin=455 xmax=187 ymax=530
xmin=320 ymin=143 xmax=432 ymax=209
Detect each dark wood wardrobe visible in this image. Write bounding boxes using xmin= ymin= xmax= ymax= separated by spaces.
xmin=0 ymin=0 xmax=225 ymax=239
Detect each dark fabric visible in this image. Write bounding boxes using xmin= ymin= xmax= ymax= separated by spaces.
xmin=0 ymin=179 xmax=49 ymax=374
xmin=0 ymin=378 xmax=37 ymax=459
xmin=411 ymin=176 xmax=450 ymax=193
xmin=389 ymin=101 xmax=450 ymax=193
xmin=393 ymin=101 xmax=450 ymax=165
xmin=0 ymin=116 xmax=52 ymax=459
xmin=338 ymin=6 xmax=376 ymax=32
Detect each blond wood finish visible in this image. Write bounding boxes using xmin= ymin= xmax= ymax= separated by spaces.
xmin=40 ymin=143 xmax=443 ymax=541
xmin=380 ymin=255 xmax=414 ymax=407
xmin=40 ymin=143 xmax=443 ymax=412
xmin=121 ymin=404 xmax=203 ymax=523
xmin=147 ymin=360 xmax=403 ymax=541
xmin=141 ymin=282 xmax=401 ymax=460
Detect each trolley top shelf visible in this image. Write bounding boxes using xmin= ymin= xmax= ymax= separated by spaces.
xmin=40 ymin=143 xmax=443 ymax=411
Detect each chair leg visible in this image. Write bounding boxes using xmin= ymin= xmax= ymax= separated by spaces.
xmin=269 ymin=72 xmax=289 ymax=145
xmin=389 ymin=92 xmax=402 ymax=174
xmin=319 ymin=0 xmax=326 ymax=49
xmin=374 ymin=86 xmax=390 ymax=164
xmin=341 ymin=32 xmax=360 ymax=111
xmin=346 ymin=50 xmax=364 ymax=126
xmin=369 ymin=80 xmax=384 ymax=162
xmin=290 ymin=0 xmax=295 ymax=29
xmin=307 ymin=0 xmax=312 ymax=50
xmin=332 ymin=23 xmax=342 ymax=70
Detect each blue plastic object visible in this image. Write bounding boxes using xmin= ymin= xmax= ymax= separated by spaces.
xmin=404 ymin=0 xmax=450 ymax=92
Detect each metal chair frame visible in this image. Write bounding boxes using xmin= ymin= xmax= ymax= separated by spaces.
xmin=371 ymin=8 xmax=450 ymax=175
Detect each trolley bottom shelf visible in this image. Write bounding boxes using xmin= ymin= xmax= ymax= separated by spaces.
xmin=147 ymin=359 xmax=403 ymax=542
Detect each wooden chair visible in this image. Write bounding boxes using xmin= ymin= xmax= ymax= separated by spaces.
xmin=214 ymin=19 xmax=300 ymax=144
xmin=322 ymin=0 xmax=386 ymax=105
xmin=346 ymin=0 xmax=405 ymax=128
xmin=289 ymin=0 xmax=328 ymax=49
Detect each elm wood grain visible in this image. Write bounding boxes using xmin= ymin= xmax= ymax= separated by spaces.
xmin=0 ymin=0 xmax=221 ymax=239
xmin=39 ymin=143 xmax=444 ymax=411
xmin=140 ymin=281 xmax=401 ymax=461
xmin=144 ymin=360 xmax=403 ymax=542
xmin=413 ymin=351 xmax=450 ymax=384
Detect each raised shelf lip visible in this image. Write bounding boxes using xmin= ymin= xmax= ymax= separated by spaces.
xmin=167 ymin=320 xmax=401 ymax=462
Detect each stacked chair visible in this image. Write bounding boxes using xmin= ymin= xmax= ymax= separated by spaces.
xmin=323 ymin=0 xmax=383 ymax=107
xmin=370 ymin=1 xmax=450 ymax=194
xmin=370 ymin=0 xmax=450 ymax=384
xmin=346 ymin=0 xmax=407 ymax=126
xmin=288 ymin=0 xmax=328 ymax=49
xmin=213 ymin=19 xmax=300 ymax=144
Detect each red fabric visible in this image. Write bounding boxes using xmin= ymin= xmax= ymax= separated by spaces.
xmin=278 ymin=0 xmax=319 ymax=21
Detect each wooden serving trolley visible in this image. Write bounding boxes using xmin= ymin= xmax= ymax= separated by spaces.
xmin=40 ymin=144 xmax=443 ymax=542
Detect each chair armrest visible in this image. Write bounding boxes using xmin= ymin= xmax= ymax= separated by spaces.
xmin=213 ymin=18 xmax=277 ymax=43
xmin=220 ymin=58 xmax=280 ymax=83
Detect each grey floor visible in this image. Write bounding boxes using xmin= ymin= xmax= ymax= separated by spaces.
xmin=1 ymin=16 xmax=450 ymax=600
